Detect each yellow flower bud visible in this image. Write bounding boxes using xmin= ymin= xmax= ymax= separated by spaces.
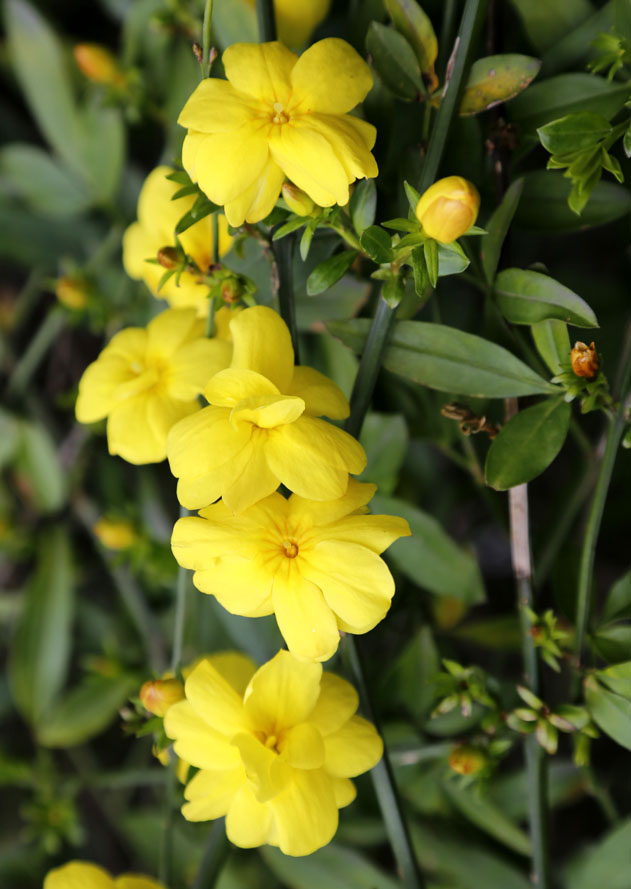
xmin=571 ymin=341 xmax=599 ymax=379
xmin=73 ymin=44 xmax=126 ymax=87
xmin=93 ymin=518 xmax=137 ymax=551
xmin=140 ymin=678 xmax=185 ymax=717
xmin=448 ymin=745 xmax=487 ymax=776
xmin=281 ymin=181 xmax=315 ymax=216
xmin=55 ymin=276 xmax=88 ymax=310
xmin=415 ymin=176 xmax=480 ymax=243
xmin=157 ymin=246 xmax=181 ymax=270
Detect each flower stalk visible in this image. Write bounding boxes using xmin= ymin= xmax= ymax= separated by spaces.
xmin=256 ymin=0 xmax=277 ymax=42
xmin=201 ymin=0 xmax=214 ymax=78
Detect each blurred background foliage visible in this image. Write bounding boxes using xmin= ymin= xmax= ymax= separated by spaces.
xmin=0 ymin=0 xmax=630 ymax=887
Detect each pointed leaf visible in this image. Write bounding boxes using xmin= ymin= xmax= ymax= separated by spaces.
xmin=460 ymin=55 xmax=541 ymax=116
xmin=360 ymin=225 xmax=394 ymax=263
xmin=601 ymin=569 xmax=631 ymax=624
xmin=307 ymin=250 xmax=359 ymax=295
xmin=538 ymin=111 xmax=612 ymax=155
xmin=585 ymin=675 xmax=631 ymax=750
xmin=531 ymin=319 xmax=571 ymax=375
xmin=495 ymin=268 xmax=598 ymax=327
xmin=350 ymin=179 xmax=377 ymax=235
xmin=442 ymin=780 xmax=532 ymax=856
xmin=564 ymin=818 xmax=631 ymax=889
xmin=385 ymin=0 xmax=438 ymax=76
xmin=508 ymin=73 xmax=629 ymax=132
xmin=516 ymin=171 xmax=631 ymax=232
xmin=366 ymin=22 xmax=424 ymax=101
xmin=481 ymin=178 xmax=524 ymax=283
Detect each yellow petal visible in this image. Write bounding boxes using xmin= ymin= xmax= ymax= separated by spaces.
xmin=146 ymin=307 xmax=199 ymax=358
xmin=229 ymin=306 xmax=294 ymax=392
xmin=290 ymin=38 xmax=373 ymax=114
xmin=195 ymin=126 xmax=270 ymax=205
xmin=164 ymin=700 xmax=240 ymax=769
xmin=206 ymin=652 xmax=258 ymax=695
xmin=182 ymin=129 xmax=205 ymax=182
xmin=107 ymin=396 xmax=167 ymax=464
xmin=308 ymin=672 xmax=359 ymax=736
xmin=105 ymin=327 xmax=148 ymax=363
xmin=226 ymin=783 xmax=273 ymax=847
xmin=289 ymin=478 xmax=375 ymax=526
xmin=181 ymin=766 xmax=244 ymax=821
xmin=179 ymin=211 xmax=232 ymax=272
xmin=223 ymin=42 xmax=297 ymax=104
xmin=137 ymin=165 xmax=187 ymax=239
xmin=301 ymin=540 xmax=394 ymax=632
xmin=269 ymin=122 xmax=349 ymax=206
xmin=330 ymin=776 xmax=356 ymax=807
xmin=222 ymin=437 xmax=281 ymax=513
xmin=116 ymin=877 xmax=166 ymax=889
xmin=288 ymin=365 xmax=349 ymax=419
xmin=231 ymin=394 xmax=305 ymax=428
xmin=147 ymin=395 xmax=198 ymax=450
xmin=224 ymin=159 xmax=285 ymax=225
xmin=166 ymin=339 xmax=233 ymax=401
xmin=185 ymin=659 xmax=250 ymax=737
xmin=324 ymin=715 xmax=383 ymax=777
xmin=172 ymin=515 xmax=256 ymax=567
xmin=167 ymin=406 xmax=251 ymax=479
xmin=280 ymin=721 xmax=325 ymax=769
xmin=194 ymin=559 xmax=274 ymax=617
xmin=231 ymin=731 xmax=291 ymax=802
xmin=264 ymin=416 xmax=366 ymax=501
xmin=178 ymin=77 xmax=256 ymax=133
xmin=326 ymin=513 xmax=412 ymax=553
xmin=75 ymin=355 xmax=134 ymax=423
xmin=269 ymin=767 xmax=338 ymax=856
xmin=176 ymin=438 xmax=259 ymax=511
xmin=122 ymin=220 xmax=156 ymax=281
xmin=272 ymin=572 xmax=340 ymax=662
xmin=244 ymin=650 xmax=322 ymax=733
xmin=205 ymin=368 xmax=280 ymax=407
xmin=44 ymin=862 xmax=114 ymax=889
xmin=307 ymin=113 xmax=378 ymax=181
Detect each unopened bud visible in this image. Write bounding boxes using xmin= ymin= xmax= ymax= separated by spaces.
xmin=55 ymin=276 xmax=88 ymax=310
xmin=571 ymin=341 xmax=599 ymax=379
xmin=221 ymin=278 xmax=243 ymax=304
xmin=448 ymin=745 xmax=487 ymax=776
xmin=140 ymin=678 xmax=185 ymax=716
xmin=157 ymin=246 xmax=181 ymax=269
xmin=282 ymin=181 xmax=315 ymax=216
xmin=73 ymin=44 xmax=126 ymax=87
xmin=93 ymin=518 xmax=137 ymax=551
xmin=415 ymin=176 xmax=480 ymax=243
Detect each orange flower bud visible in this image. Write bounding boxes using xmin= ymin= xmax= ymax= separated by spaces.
xmin=415 ymin=176 xmax=480 ymax=243
xmin=93 ymin=518 xmax=137 ymax=551
xmin=140 ymin=678 xmax=185 ymax=717
xmin=73 ymin=44 xmax=125 ymax=87
xmin=157 ymin=246 xmax=181 ymax=269
xmin=571 ymin=341 xmax=599 ymax=379
xmin=448 ymin=745 xmax=487 ymax=776
xmin=55 ymin=276 xmax=88 ymax=310
xmin=282 ymin=181 xmax=315 ymax=216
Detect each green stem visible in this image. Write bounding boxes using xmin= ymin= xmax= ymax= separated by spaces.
xmin=574 ymin=351 xmax=631 ymax=663
xmin=193 ymin=820 xmax=230 ymax=889
xmin=159 ymin=758 xmax=177 ymax=886
xmin=211 ymin=211 xmax=220 ymax=264
xmin=273 ymin=233 xmax=300 ymax=363
xmin=201 ymin=0 xmax=214 ymax=78
xmin=5 ymin=308 xmax=65 ymax=399
xmin=171 ymin=509 xmax=191 ymax=674
xmin=206 ymin=298 xmax=216 ymax=339
xmin=256 ymin=0 xmax=277 ymax=41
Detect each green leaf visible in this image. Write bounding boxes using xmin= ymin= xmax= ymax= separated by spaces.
xmin=564 ymin=818 xmax=631 ymax=889
xmin=585 ymin=675 xmax=631 ymax=750
xmin=531 ymin=320 xmax=571 ymax=375
xmin=485 ymin=397 xmax=571 ymax=489
xmin=411 ymin=245 xmax=429 ymax=295
xmin=261 ymin=843 xmax=400 ymax=889
xmin=328 ymin=318 xmax=558 ymax=397
xmin=272 ymin=217 xmax=306 ymax=240
xmin=437 ymin=241 xmax=470 ymax=276
xmin=540 ymin=3 xmax=614 ymax=76
xmin=481 ymin=178 xmax=524 ymax=284
xmin=76 ymin=104 xmax=125 ymax=203
xmin=460 ymin=55 xmax=541 ymax=116
xmin=538 ymin=111 xmax=612 ymax=155
xmin=387 ymin=626 xmax=440 ymax=719
xmin=600 ymin=569 xmax=631 ymax=623
xmin=615 ymin=0 xmax=631 ymax=38
xmin=0 ymin=408 xmax=21 ymax=469
xmin=424 ymin=238 xmax=438 ymax=286
xmin=359 ymin=413 xmax=409 ymax=494
xmin=0 ymin=145 xmax=91 ymax=217
xmin=441 ymin=780 xmax=532 ymax=856
xmin=591 ymin=625 xmax=631 ymax=663
xmin=508 ymin=73 xmax=629 ymax=132
xmin=372 ymin=494 xmax=486 ymax=603
xmin=385 ymin=0 xmax=438 ymax=76
xmin=365 ymin=22 xmax=424 ymax=101
xmin=404 ymin=180 xmax=422 ymax=211
xmin=306 ymin=251 xmax=358 ymax=295
xmin=9 ymin=528 xmax=74 ymax=726
xmin=516 ymin=170 xmax=631 ymax=231
xmin=299 ymin=220 xmax=317 ymax=261
xmin=596 ymin=662 xmax=631 ymax=698
xmin=360 ymin=225 xmax=394 ymax=263
xmin=495 ymin=268 xmax=598 ymax=327
xmin=350 ymin=179 xmax=377 ymax=235
xmin=509 ymin=0 xmax=594 ymax=52
xmin=14 ymin=419 xmax=66 ymax=514
xmin=38 ymin=674 xmax=138 ymax=747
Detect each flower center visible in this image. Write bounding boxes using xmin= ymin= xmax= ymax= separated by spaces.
xmin=271 ymin=101 xmax=289 ymax=124
xmin=282 ymin=539 xmax=299 ymax=559
xmin=264 ymin=734 xmax=278 ymax=750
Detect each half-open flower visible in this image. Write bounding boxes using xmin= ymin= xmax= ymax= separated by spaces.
xmin=44 ymin=861 xmax=166 ymax=889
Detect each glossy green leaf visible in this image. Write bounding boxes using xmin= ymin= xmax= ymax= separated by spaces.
xmin=385 ymin=0 xmax=438 ymax=76
xmin=372 ymin=494 xmax=486 ymax=603
xmin=38 ymin=674 xmax=138 ymax=747
xmin=9 ymin=528 xmax=74 ymax=726
xmin=516 ymin=171 xmax=631 ymax=231
xmin=509 ymin=0 xmax=595 ymax=53
xmin=0 ymin=145 xmax=91 ymax=217
xmin=360 ymin=225 xmax=394 ymax=263
xmin=366 ymin=22 xmax=423 ymax=101
xmin=601 ymin=569 xmax=631 ymax=623
xmin=442 ymin=780 xmax=532 ymax=856
xmin=306 ymin=250 xmax=359 ymax=295
xmin=596 ymin=662 xmax=631 ymax=698
xmin=564 ymin=818 xmax=631 ymax=889
xmin=359 ymin=413 xmax=409 ymax=494
xmin=495 ymin=268 xmax=598 ymax=327
xmin=585 ymin=675 xmax=631 ymax=750
xmin=540 ymin=3 xmax=614 ymax=75
xmin=76 ymin=104 xmax=125 ymax=203
xmin=481 ymin=178 xmax=524 ymax=283
xmin=424 ymin=237 xmax=438 ymax=286
xmin=485 ymin=397 xmax=571 ymax=489
xmin=14 ymin=419 xmax=66 ymax=514
xmin=531 ymin=320 xmax=571 ymax=375
xmin=350 ymin=179 xmax=377 ymax=235
xmin=460 ymin=55 xmax=541 ymax=116
xmin=437 ymin=241 xmax=470 ymax=276
xmin=509 ymin=74 xmax=629 ymax=132
xmin=261 ymin=843 xmax=400 ymax=889
xmin=538 ymin=112 xmax=612 ymax=155
xmin=411 ymin=245 xmax=429 ymax=295
xmin=328 ymin=318 xmax=558 ymax=397
xmin=591 ymin=625 xmax=631 ymax=663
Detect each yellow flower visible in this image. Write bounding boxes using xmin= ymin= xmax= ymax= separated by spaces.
xmin=44 ymin=860 xmax=166 ymax=889
xmin=244 ymin=0 xmax=331 ymax=47
xmin=164 ymin=649 xmax=382 ymax=856
xmin=178 ymin=39 xmax=377 ymax=226
xmin=140 ymin=678 xmax=185 ymax=716
xmin=167 ymin=305 xmax=366 ymax=512
xmin=56 ymin=275 xmax=88 ymax=310
xmin=76 ymin=308 xmax=232 ymax=464
xmin=415 ymin=176 xmax=480 ymax=243
xmin=93 ymin=517 xmax=137 ymax=550
xmin=122 ymin=166 xmax=232 ymax=316
xmin=172 ymin=480 xmax=410 ymax=661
